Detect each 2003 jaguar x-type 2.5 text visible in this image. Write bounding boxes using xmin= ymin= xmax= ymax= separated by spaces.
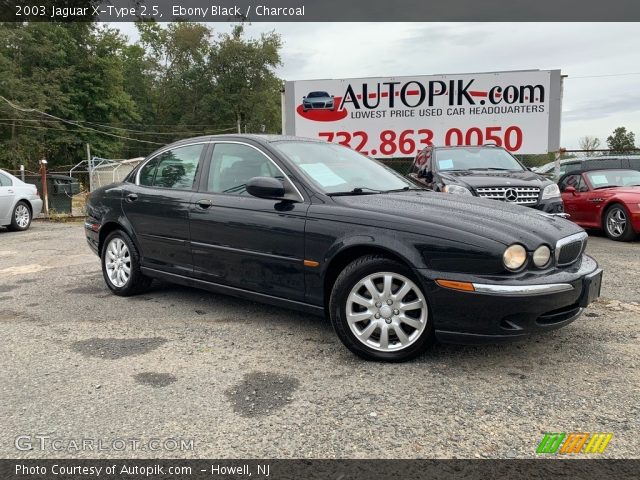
xmin=85 ymin=135 xmax=602 ymax=361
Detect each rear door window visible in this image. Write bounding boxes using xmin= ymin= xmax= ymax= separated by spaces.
xmin=0 ymin=172 xmax=12 ymax=187
xmin=139 ymin=158 xmax=160 ymax=186
xmin=141 ymin=144 xmax=204 ymax=190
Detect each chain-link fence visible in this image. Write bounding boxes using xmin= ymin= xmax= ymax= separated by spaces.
xmin=85 ymin=157 xmax=144 ymax=191
xmin=3 ymin=157 xmax=144 ymax=217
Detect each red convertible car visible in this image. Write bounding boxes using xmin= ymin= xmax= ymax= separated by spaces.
xmin=559 ymin=169 xmax=640 ymax=241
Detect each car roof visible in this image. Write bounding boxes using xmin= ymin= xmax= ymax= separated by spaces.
xmin=167 ymin=134 xmax=324 ymax=147
xmin=430 ymin=144 xmax=502 ymax=149
xmin=560 ymin=167 xmax=639 ymax=180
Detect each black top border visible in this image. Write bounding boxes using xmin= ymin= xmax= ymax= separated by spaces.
xmin=1 ymin=0 xmax=639 ymax=22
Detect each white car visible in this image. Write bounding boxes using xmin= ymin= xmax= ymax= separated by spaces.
xmin=0 ymin=169 xmax=43 ymax=231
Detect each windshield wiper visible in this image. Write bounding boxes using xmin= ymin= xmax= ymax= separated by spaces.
xmin=327 ymin=187 xmax=384 ymax=196
xmin=382 ymin=186 xmax=425 ymax=193
xmin=593 ymin=185 xmax=618 ymax=190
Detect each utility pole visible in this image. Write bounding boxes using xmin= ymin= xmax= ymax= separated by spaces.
xmin=40 ymin=158 xmax=49 ymax=215
xmin=236 ymin=113 xmax=241 ymax=134
xmin=86 ymin=143 xmax=92 ymax=192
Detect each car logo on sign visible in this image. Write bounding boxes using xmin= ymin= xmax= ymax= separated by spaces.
xmin=504 ymin=188 xmax=518 ymax=202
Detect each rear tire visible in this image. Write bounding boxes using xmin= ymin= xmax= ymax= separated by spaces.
xmin=8 ymin=201 xmax=31 ymax=231
xmin=604 ymin=204 xmax=635 ymax=241
xmin=329 ymin=255 xmax=433 ymax=362
xmin=101 ymin=230 xmax=152 ymax=296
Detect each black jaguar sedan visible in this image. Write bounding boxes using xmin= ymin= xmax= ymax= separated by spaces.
xmin=85 ymin=135 xmax=603 ymax=361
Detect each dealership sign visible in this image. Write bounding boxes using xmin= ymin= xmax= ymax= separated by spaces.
xmin=283 ymin=70 xmax=563 ymax=157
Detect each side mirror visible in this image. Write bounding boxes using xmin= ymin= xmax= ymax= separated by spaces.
xmin=303 ymin=96 xmax=306 ymax=99
xmin=331 ymin=95 xmax=334 ymax=98
xmin=247 ymin=177 xmax=286 ymax=200
xmin=564 ymin=186 xmax=576 ymax=195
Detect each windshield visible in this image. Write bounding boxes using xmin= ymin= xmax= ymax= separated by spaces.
xmin=434 ymin=147 xmax=525 ymax=172
xmin=586 ymin=170 xmax=640 ymax=188
xmin=307 ymin=91 xmax=329 ymax=98
xmin=272 ymin=141 xmax=415 ymax=194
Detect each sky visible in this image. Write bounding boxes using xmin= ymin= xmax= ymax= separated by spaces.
xmin=114 ymin=22 xmax=640 ymax=150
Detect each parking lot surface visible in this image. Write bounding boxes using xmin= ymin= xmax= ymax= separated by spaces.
xmin=0 ymin=221 xmax=638 ymax=459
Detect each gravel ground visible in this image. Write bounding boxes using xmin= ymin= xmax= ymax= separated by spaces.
xmin=0 ymin=221 xmax=638 ymax=459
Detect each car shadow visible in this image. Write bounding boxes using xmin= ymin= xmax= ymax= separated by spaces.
xmin=80 ymin=278 xmax=600 ymax=366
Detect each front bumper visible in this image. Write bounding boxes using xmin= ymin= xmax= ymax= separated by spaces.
xmin=417 ymin=254 xmax=601 ymax=344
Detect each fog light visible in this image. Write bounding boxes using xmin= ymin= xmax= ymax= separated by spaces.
xmin=533 ymin=245 xmax=551 ymax=268
xmin=503 ymin=244 xmax=527 ymax=271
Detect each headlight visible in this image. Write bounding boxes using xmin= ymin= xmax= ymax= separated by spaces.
xmin=442 ymin=184 xmax=472 ymax=195
xmin=503 ymin=244 xmax=527 ymax=271
xmin=541 ymin=183 xmax=560 ymax=200
xmin=532 ymin=245 xmax=551 ymax=268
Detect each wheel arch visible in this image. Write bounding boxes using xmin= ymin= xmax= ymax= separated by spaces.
xmin=322 ymin=244 xmax=416 ymax=310
xmin=600 ymin=200 xmax=628 ymax=228
xmin=98 ymin=218 xmax=138 ymax=256
xmin=14 ymin=198 xmax=33 ymax=215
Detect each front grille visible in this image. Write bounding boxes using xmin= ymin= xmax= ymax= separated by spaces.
xmin=475 ymin=186 xmax=540 ymax=205
xmin=556 ymin=232 xmax=588 ymax=266
xmin=312 ymin=102 xmax=325 ymax=108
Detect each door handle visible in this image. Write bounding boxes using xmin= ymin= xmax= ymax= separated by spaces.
xmin=125 ymin=193 xmax=138 ymax=203
xmin=196 ymin=199 xmax=213 ymax=209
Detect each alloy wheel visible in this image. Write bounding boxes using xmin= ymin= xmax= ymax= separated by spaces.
xmin=346 ymin=272 xmax=428 ymax=352
xmin=105 ymin=237 xmax=131 ymax=288
xmin=15 ymin=204 xmax=30 ymax=228
xmin=606 ymin=208 xmax=627 ymax=238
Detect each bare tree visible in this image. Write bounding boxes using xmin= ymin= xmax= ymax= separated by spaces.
xmin=578 ymin=136 xmax=601 ymax=156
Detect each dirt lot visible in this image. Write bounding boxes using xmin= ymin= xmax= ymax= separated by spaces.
xmin=0 ymin=221 xmax=638 ymax=459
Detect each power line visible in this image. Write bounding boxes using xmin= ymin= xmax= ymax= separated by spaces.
xmin=0 ymin=96 xmax=164 ymax=145
xmin=567 ymin=72 xmax=640 ymax=79
xmin=0 ymin=118 xmax=237 ymax=136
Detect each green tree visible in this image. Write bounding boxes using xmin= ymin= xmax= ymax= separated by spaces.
xmin=606 ymin=127 xmax=636 ymax=152
xmin=209 ymin=25 xmax=283 ymax=134
xmin=0 ymin=21 xmax=286 ymax=170
xmin=0 ymin=23 xmax=140 ymax=169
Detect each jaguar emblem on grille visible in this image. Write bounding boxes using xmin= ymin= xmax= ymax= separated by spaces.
xmin=504 ymin=188 xmax=518 ymax=202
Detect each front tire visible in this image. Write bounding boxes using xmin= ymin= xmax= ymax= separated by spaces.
xmin=604 ymin=204 xmax=635 ymax=241
xmin=9 ymin=201 xmax=31 ymax=231
xmin=329 ymin=255 xmax=432 ymax=362
xmin=101 ymin=230 xmax=152 ymax=296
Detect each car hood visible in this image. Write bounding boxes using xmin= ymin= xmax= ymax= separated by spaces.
xmin=332 ymin=191 xmax=582 ymax=248
xmin=440 ymin=170 xmax=551 ymax=189
xmin=305 ymin=96 xmax=332 ymax=102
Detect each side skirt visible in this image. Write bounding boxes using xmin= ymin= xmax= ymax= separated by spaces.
xmin=140 ymin=267 xmax=325 ymax=317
